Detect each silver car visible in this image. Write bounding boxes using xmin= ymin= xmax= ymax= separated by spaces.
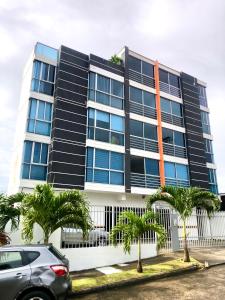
xmin=0 ymin=244 xmax=71 ymax=300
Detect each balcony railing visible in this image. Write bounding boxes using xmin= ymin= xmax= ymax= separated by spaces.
xmin=129 ymin=69 xmax=155 ymax=89
xmin=165 ymin=178 xmax=190 ymax=187
xmin=131 ymin=172 xmax=160 ymax=189
xmin=130 ymin=135 xmax=158 ymax=153
xmin=161 ymin=111 xmax=184 ymax=127
xmin=130 ymin=101 xmax=157 ymax=119
xmin=163 ymin=143 xmax=187 ymax=158
xmin=159 ymin=81 xmax=181 ymax=98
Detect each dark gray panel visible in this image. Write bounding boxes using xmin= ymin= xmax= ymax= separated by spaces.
xmin=181 ymin=72 xmax=209 ymax=189
xmin=48 ymin=45 xmax=89 ymax=190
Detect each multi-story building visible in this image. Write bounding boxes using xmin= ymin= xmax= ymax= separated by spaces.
xmin=8 ymin=42 xmax=218 ymax=206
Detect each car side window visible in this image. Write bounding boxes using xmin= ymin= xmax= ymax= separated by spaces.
xmin=24 ymin=251 xmax=40 ymax=263
xmin=0 ymin=251 xmax=23 ymax=271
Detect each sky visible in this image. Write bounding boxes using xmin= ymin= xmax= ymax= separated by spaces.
xmin=0 ymin=0 xmax=224 ymax=193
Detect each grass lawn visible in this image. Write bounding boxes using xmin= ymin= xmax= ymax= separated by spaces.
xmin=72 ymin=258 xmax=200 ymax=291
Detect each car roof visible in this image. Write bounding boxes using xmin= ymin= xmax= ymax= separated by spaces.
xmin=0 ymin=244 xmax=52 ymax=251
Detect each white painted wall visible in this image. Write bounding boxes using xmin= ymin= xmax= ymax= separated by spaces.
xmin=61 ymin=244 xmax=157 ymax=271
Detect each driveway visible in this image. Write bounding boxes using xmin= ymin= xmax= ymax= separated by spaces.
xmin=72 ymin=264 xmax=225 ymax=300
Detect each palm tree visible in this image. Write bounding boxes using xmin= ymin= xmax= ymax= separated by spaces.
xmin=21 ymin=184 xmax=92 ymax=244
xmin=147 ymin=186 xmax=220 ymax=262
xmin=110 ymin=210 xmax=166 ymax=273
xmin=0 ymin=192 xmax=25 ymax=232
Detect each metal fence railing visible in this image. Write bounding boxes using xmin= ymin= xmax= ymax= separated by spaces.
xmin=61 ymin=205 xmax=225 ymax=251
xmin=61 ymin=205 xmax=156 ymax=249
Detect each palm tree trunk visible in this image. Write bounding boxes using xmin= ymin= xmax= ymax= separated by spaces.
xmin=44 ymin=233 xmax=49 ymax=244
xmin=137 ymin=237 xmax=143 ymax=273
xmin=183 ymin=220 xmax=190 ymax=262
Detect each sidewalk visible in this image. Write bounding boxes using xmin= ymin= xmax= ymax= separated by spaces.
xmin=189 ymin=247 xmax=225 ymax=267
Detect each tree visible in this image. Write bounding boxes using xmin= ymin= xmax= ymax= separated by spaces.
xmin=147 ymin=186 xmax=220 ymax=262
xmin=22 ymin=184 xmax=92 ymax=244
xmin=0 ymin=192 xmax=25 ymax=232
xmin=110 ymin=210 xmax=166 ymax=273
xmin=110 ymin=54 xmax=122 ymax=65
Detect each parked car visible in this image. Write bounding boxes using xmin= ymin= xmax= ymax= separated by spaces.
xmin=0 ymin=244 xmax=71 ymax=300
xmin=62 ymin=228 xmax=109 ymax=247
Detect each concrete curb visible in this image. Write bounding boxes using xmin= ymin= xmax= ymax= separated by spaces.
xmin=69 ymin=264 xmax=199 ymax=297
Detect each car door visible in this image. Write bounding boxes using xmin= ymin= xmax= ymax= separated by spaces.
xmin=0 ymin=250 xmax=31 ymax=300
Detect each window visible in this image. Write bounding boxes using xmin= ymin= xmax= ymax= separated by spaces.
xmin=161 ymin=98 xmax=182 ymax=117
xmin=205 ymin=139 xmax=214 ymax=163
xmin=201 ymin=111 xmax=211 ymax=134
xmin=86 ymin=148 xmax=124 ymax=185
xmin=162 ymin=128 xmax=185 ymax=147
xmin=128 ymin=56 xmax=154 ymax=78
xmin=31 ymin=60 xmax=55 ymax=96
xmin=208 ymin=169 xmax=218 ymax=194
xmin=88 ymin=108 xmax=124 ymax=145
xmin=35 ymin=43 xmax=58 ymax=62
xmin=130 ymin=86 xmax=156 ymax=108
xmin=27 ymin=99 xmax=52 ymax=136
xmin=159 ymin=70 xmax=180 ymax=88
xmin=130 ymin=156 xmax=160 ymax=188
xmin=164 ymin=162 xmax=189 ymax=186
xmin=199 ymin=85 xmax=208 ymax=107
xmin=0 ymin=251 xmax=23 ymax=270
xmin=21 ymin=141 xmax=48 ymax=181
xmin=88 ymin=72 xmax=124 ymax=110
xmin=130 ymin=120 xmax=157 ymax=141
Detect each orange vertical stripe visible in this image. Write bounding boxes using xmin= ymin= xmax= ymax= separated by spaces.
xmin=154 ymin=60 xmax=165 ymax=186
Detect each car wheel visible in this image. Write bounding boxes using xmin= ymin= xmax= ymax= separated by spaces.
xmin=21 ymin=290 xmax=52 ymax=300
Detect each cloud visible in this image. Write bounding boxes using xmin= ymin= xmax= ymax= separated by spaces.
xmin=0 ymin=0 xmax=225 ymax=192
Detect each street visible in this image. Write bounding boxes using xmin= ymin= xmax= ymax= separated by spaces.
xmin=72 ymin=264 xmax=225 ymax=300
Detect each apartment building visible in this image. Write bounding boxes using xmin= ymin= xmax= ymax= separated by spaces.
xmin=8 ymin=42 xmax=218 ymax=206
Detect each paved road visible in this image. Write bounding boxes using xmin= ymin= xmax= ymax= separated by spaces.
xmin=73 ymin=265 xmax=225 ymax=300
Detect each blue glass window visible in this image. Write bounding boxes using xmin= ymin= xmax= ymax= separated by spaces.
xmin=95 ymin=149 xmax=109 ymax=169
xmin=31 ymin=60 xmax=55 ymax=96
xmin=165 ymin=162 xmax=176 ymax=178
xmin=110 ymin=152 xmax=124 ymax=170
xmin=89 ymin=72 xmax=96 ymax=89
xmin=23 ymin=141 xmax=32 ymax=163
xmin=172 ymin=102 xmax=182 ymax=117
xmin=35 ymin=43 xmax=58 ymax=62
xmin=145 ymin=159 xmax=159 ymax=176
xmin=111 ymin=80 xmax=123 ymax=97
xmin=130 ymin=120 xmax=143 ymax=137
xmin=110 ymin=172 xmax=124 ymax=185
xmin=161 ymin=98 xmax=171 ymax=113
xmin=88 ymin=108 xmax=124 ymax=146
xmin=88 ymin=72 xmax=124 ymax=110
xmin=130 ymin=86 xmax=142 ymax=103
xmin=144 ymin=123 xmax=157 ymax=140
xmin=111 ymin=115 xmax=124 ymax=132
xmin=97 ymin=75 xmax=110 ymax=93
xmin=94 ymin=170 xmax=109 ymax=184
xmin=128 ymin=56 xmax=141 ymax=73
xmin=27 ymin=99 xmax=52 ymax=136
xmin=143 ymin=91 xmax=156 ymax=108
xmin=176 ymin=164 xmax=188 ymax=180
xmin=174 ymin=131 xmax=185 ymax=147
xmin=86 ymin=148 xmax=124 ymax=185
xmin=96 ymin=111 xmax=110 ymax=129
xmin=21 ymin=141 xmax=48 ymax=181
xmin=201 ymin=111 xmax=211 ymax=134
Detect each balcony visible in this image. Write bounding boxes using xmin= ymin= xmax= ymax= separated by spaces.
xmin=130 ymin=101 xmax=157 ymax=119
xmin=129 ymin=69 xmax=155 ymax=89
xmin=130 ymin=135 xmax=158 ymax=153
xmin=165 ymin=178 xmax=190 ymax=187
xmin=159 ymin=81 xmax=181 ymax=98
xmin=131 ymin=172 xmax=160 ymax=189
xmin=161 ymin=111 xmax=184 ymax=127
xmin=163 ymin=143 xmax=187 ymax=159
